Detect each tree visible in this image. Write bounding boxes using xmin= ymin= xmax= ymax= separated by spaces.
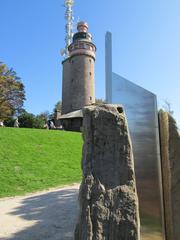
xmin=163 ymin=100 xmax=174 ymax=115
xmin=52 ymin=101 xmax=62 ymax=120
xmin=33 ymin=115 xmax=45 ymax=129
xmin=18 ymin=111 xmax=46 ymax=129
xmin=54 ymin=101 xmax=62 ymax=113
xmin=0 ymin=62 xmax=25 ymax=120
xmin=18 ymin=112 xmax=35 ymax=128
xmin=37 ymin=111 xmax=50 ymax=122
xmin=95 ymin=98 xmax=106 ymax=105
xmin=3 ymin=117 xmax=15 ymax=127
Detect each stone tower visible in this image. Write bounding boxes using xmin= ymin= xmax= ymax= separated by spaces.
xmin=61 ymin=21 xmax=96 ymax=115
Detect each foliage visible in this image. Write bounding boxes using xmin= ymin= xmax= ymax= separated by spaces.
xmin=18 ymin=112 xmax=45 ymax=129
xmin=33 ymin=115 xmax=45 ymax=129
xmin=18 ymin=112 xmax=35 ymax=128
xmin=0 ymin=128 xmax=82 ymax=197
xmin=162 ymin=100 xmax=174 ymax=115
xmin=95 ymin=98 xmax=106 ymax=105
xmin=37 ymin=111 xmax=50 ymax=122
xmin=0 ymin=62 xmax=25 ymax=120
xmin=52 ymin=101 xmax=62 ymax=119
xmin=3 ymin=117 xmax=15 ymax=127
xmin=54 ymin=101 xmax=62 ymax=112
xmin=4 ymin=111 xmax=49 ymax=129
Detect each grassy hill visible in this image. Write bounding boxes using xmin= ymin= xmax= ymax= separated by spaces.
xmin=0 ymin=127 xmax=83 ymax=198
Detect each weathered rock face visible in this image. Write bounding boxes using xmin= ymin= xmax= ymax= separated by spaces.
xmin=74 ymin=104 xmax=140 ymax=240
xmin=159 ymin=110 xmax=180 ymax=240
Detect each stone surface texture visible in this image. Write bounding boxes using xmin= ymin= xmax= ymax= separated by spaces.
xmin=61 ymin=56 xmax=95 ymax=115
xmin=75 ymin=104 xmax=140 ymax=240
xmin=159 ymin=110 xmax=180 ymax=240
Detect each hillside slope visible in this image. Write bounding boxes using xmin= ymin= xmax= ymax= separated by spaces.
xmin=0 ymin=128 xmax=82 ymax=197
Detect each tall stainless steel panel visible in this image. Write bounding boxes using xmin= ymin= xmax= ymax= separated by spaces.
xmin=110 ymin=73 xmax=164 ymax=240
xmin=105 ymin=31 xmax=165 ymax=239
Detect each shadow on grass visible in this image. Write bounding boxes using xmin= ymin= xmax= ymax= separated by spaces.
xmin=6 ymin=188 xmax=79 ymax=240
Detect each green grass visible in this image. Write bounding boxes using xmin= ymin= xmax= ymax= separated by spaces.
xmin=141 ymin=214 xmax=162 ymax=233
xmin=0 ymin=127 xmax=83 ymax=198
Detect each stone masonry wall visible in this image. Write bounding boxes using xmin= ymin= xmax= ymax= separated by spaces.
xmin=61 ymin=54 xmax=95 ymax=115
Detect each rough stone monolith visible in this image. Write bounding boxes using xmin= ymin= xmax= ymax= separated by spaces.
xmin=74 ymin=104 xmax=140 ymax=240
xmin=159 ymin=110 xmax=180 ymax=240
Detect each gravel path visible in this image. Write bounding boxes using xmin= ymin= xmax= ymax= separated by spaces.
xmin=0 ymin=184 xmax=80 ymax=240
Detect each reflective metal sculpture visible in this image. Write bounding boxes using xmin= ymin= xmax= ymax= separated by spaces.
xmin=105 ymin=32 xmax=165 ymax=240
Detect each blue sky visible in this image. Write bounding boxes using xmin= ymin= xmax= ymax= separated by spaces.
xmin=0 ymin=0 xmax=180 ymax=124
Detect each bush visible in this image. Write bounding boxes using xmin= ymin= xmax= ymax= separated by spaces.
xmin=4 ymin=112 xmax=46 ymax=129
xmin=18 ymin=112 xmax=35 ymax=128
xmin=4 ymin=118 xmax=15 ymax=127
xmin=18 ymin=112 xmax=45 ymax=129
xmin=33 ymin=116 xmax=45 ymax=129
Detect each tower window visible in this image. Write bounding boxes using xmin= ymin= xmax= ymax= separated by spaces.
xmin=90 ymin=97 xmax=92 ymax=101
xmin=89 ymin=72 xmax=92 ymax=76
xmin=89 ymin=59 xmax=92 ymax=63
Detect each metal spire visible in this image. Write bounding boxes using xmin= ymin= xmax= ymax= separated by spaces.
xmin=61 ymin=0 xmax=74 ymax=58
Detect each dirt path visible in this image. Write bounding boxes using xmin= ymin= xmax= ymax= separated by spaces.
xmin=0 ymin=184 xmax=80 ymax=240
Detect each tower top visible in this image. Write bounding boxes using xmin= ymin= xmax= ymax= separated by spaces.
xmin=68 ymin=21 xmax=96 ymax=60
xmin=77 ymin=22 xmax=88 ymax=32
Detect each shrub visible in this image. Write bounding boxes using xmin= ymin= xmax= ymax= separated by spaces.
xmin=4 ymin=118 xmax=15 ymax=127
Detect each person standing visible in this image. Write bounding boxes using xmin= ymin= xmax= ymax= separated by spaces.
xmin=14 ymin=118 xmax=19 ymax=128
